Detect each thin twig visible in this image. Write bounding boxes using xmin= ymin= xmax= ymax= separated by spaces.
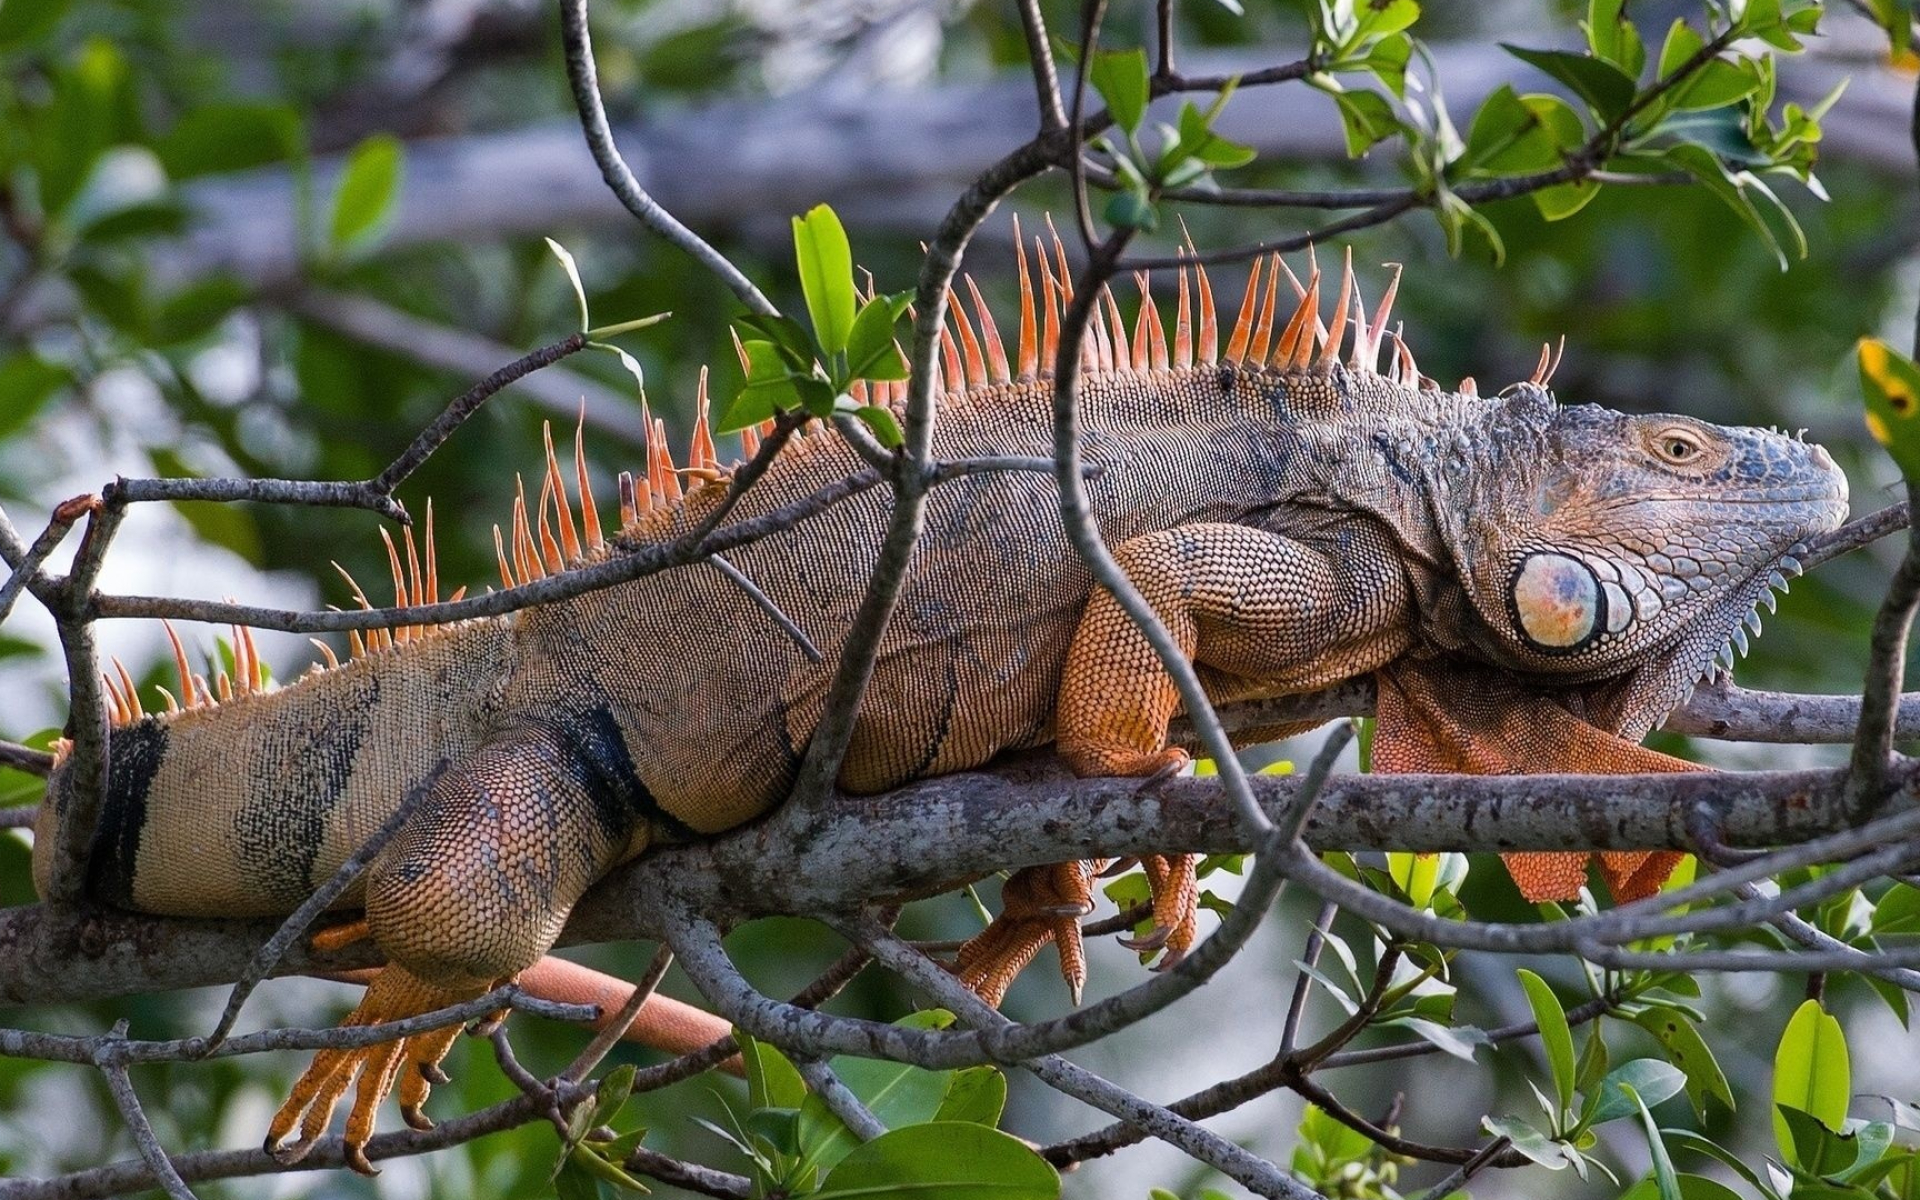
xmin=563 ymin=944 xmax=675 ymax=1084
xmin=794 ymin=1057 xmax=887 ymax=1141
xmin=0 ymin=501 xmax=84 ymax=623
xmin=623 ymin=1145 xmax=753 ymax=1199
xmin=369 ymin=332 xmax=591 ymax=498
xmin=1015 ymin=0 xmax=1068 ymax=132
xmin=557 ymin=0 xmax=774 ymax=316
xmin=847 ymin=914 xmax=1317 ymax=1199
xmin=1423 ymin=1136 xmax=1513 ymax=1200
xmin=1278 ymin=901 xmax=1339 ymax=1058
xmin=0 ymin=741 xmax=52 ymax=776
xmin=97 ymin=1022 xmax=200 ymax=1200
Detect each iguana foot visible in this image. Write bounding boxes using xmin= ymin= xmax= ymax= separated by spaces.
xmin=265 ymin=965 xmax=487 ymax=1174
xmin=955 ymin=861 xmax=1097 ymax=1006
xmin=953 ymin=851 xmax=1202 ymax=1004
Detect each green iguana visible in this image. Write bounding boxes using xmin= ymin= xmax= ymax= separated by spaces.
xmin=29 ymin=235 xmax=1848 ymax=1173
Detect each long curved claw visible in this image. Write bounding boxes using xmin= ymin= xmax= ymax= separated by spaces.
xmin=265 ymin=966 xmax=480 ymax=1175
xmin=1115 ymin=854 xmax=1200 ymax=969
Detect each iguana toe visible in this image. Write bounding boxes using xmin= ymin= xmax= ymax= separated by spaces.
xmin=266 ymin=965 xmax=477 ymax=1174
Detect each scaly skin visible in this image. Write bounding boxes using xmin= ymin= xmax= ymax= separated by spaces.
xmin=29 ymin=249 xmax=1848 ymax=1168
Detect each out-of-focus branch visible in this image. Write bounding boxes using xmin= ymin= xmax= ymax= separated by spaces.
xmin=0 ymin=45 xmax=1888 ymax=329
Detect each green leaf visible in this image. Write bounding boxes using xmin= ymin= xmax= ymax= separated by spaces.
xmin=735 ymin=313 xmax=819 ymax=372
xmin=155 ymin=103 xmax=300 ymax=180
xmin=1777 ymin=1104 xmax=1858 ymax=1177
xmin=1516 ymin=970 xmax=1575 ymax=1120
xmin=1376 ymin=1016 xmax=1485 ymax=1062
xmin=328 ymin=133 xmax=403 ymax=250
xmin=1104 ymin=189 xmax=1158 ymax=232
xmin=812 ymin=1122 xmax=1058 ymax=1199
xmin=1589 ymin=1060 xmax=1687 ymax=1126
xmin=0 ymin=354 xmax=70 ymax=440
xmin=718 ymin=341 xmax=796 ymax=432
xmin=1501 ymin=45 xmax=1636 ymax=122
xmin=1662 ymin=145 xmax=1790 ymax=269
xmin=1330 ymin=88 xmax=1400 ymax=158
xmin=152 ymin=276 xmax=248 ymax=346
xmin=934 ymin=1067 xmax=1007 ymax=1127
xmin=1873 ymin=882 xmax=1920 ymax=933
xmin=1618 ymin=1177 xmax=1744 ymax=1200
xmin=1352 ymin=0 xmax=1419 ymax=41
xmin=0 ymin=0 xmax=71 ymax=48
xmin=1773 ymin=999 xmax=1850 ymax=1161
xmin=1365 ymin=33 xmax=1412 ymax=98
xmin=1624 ymin=1084 xmax=1682 ymax=1200
xmin=590 ymin=1064 xmax=636 ymax=1132
xmin=1534 ymin=180 xmax=1601 ymax=221
xmin=854 ymin=405 xmax=903 ymax=449
xmin=554 ymin=1153 xmax=603 ymax=1200
xmin=586 ymin=312 xmax=672 ymax=340
xmin=546 ymin=238 xmax=591 ymax=332
xmin=1582 ymin=0 xmax=1645 ymax=76
xmin=1670 ymin=57 xmax=1761 ymax=111
xmin=739 ymin=1030 xmax=808 ymax=1111
xmin=1387 ymin=852 xmax=1440 ymax=908
xmin=1656 ymin=19 xmax=1705 ymax=82
xmin=32 ymin=39 xmax=130 ymax=217
xmin=1089 ymin=47 xmax=1150 ymax=135
xmin=792 ymin=204 xmax=856 ymax=355
xmin=1630 ymin=1010 xmax=1734 ymax=1121
xmin=845 ymin=293 xmax=911 ymax=382
xmin=1859 ymin=338 xmax=1920 ymax=484
xmin=1480 ymin=1115 xmax=1570 ymax=1169
xmin=572 ymin=1142 xmax=652 ymax=1194
xmin=1863 ymin=0 xmax=1915 ymax=51
xmin=590 ymin=343 xmax=647 ymax=396
xmin=1461 ymin=86 xmax=1584 ymax=175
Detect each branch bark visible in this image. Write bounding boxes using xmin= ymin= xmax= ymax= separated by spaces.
xmin=4 ymin=749 xmax=1911 ymax=1008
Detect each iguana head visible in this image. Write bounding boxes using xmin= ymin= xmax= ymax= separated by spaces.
xmin=1441 ymin=386 xmax=1847 ymax=704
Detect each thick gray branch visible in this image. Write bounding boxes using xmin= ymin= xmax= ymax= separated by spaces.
xmin=3 ymin=752 xmax=1906 ymax=1007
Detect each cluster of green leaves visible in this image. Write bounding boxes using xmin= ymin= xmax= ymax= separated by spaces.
xmin=1288 ymin=0 xmax=1837 ymax=265
xmin=655 ymin=1014 xmax=1056 ymax=1200
xmin=0 ymin=0 xmax=409 ymax=468
xmin=718 ymin=205 xmax=909 ymax=449
xmin=1080 ymin=47 xmax=1257 ymax=232
xmin=1289 ymin=1103 xmax=1414 ymax=1198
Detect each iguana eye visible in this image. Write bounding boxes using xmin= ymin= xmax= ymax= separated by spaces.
xmin=1653 ymin=428 xmax=1705 ymax=465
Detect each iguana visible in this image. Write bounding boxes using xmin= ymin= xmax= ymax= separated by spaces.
xmin=28 ymin=236 xmax=1848 ymax=1173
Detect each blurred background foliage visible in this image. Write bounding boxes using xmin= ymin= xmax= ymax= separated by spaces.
xmin=2 ymin=0 xmax=1918 ymax=1197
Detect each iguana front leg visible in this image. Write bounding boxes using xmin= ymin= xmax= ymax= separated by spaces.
xmin=1372 ymin=658 xmax=1700 ymax=902
xmin=267 ymin=722 xmax=642 ymax=1174
xmin=958 ymin=523 xmax=1412 ymax=1004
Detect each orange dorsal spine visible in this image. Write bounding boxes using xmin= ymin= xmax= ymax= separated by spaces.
xmin=1224 ymin=255 xmax=1263 ymax=364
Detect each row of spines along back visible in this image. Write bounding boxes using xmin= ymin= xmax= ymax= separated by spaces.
xmin=97 ymin=232 xmax=1567 ymax=726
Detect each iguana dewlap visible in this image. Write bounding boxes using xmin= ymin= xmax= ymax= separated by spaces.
xmin=30 ymin=238 xmax=1847 ymax=1169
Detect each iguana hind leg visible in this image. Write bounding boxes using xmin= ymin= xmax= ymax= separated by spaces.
xmin=267 ymin=721 xmax=643 ymax=1173
xmin=959 ymin=523 xmax=1411 ymax=1003
xmin=1372 ymin=659 xmax=1701 ymax=903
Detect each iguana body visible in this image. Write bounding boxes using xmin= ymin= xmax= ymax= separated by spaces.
xmin=30 ymin=243 xmax=1848 ymax=1169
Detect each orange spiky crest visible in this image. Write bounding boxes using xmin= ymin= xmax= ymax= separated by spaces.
xmin=1013 ymin=216 xmax=1037 ymax=380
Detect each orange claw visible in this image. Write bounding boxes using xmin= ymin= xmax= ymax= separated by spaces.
xmin=953 ymin=848 xmax=1204 ymax=1006
xmin=265 ymin=965 xmax=487 ymax=1175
